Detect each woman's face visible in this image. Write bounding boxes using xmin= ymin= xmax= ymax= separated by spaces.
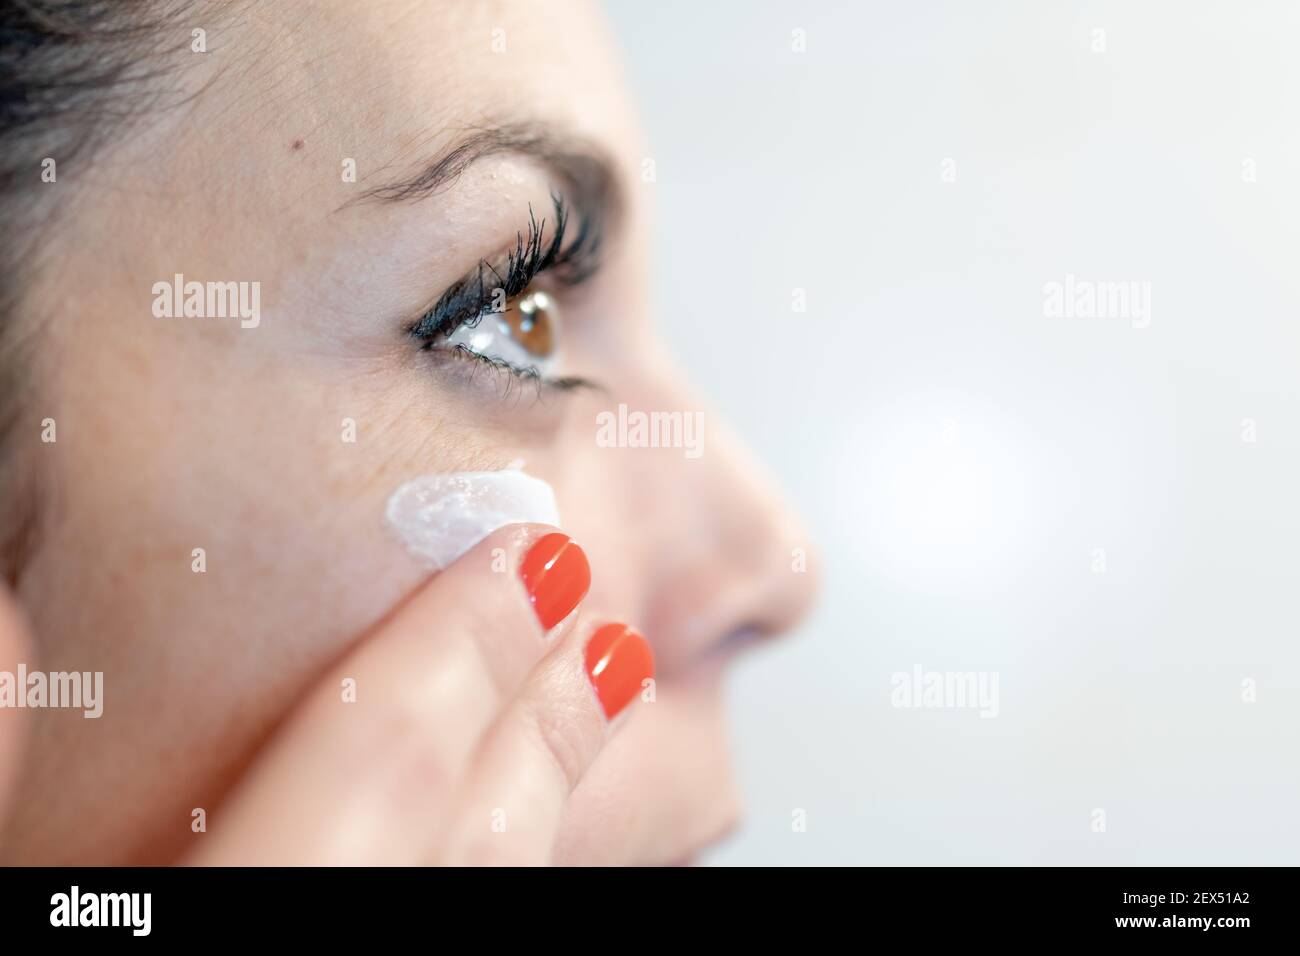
xmin=4 ymin=0 xmax=814 ymax=864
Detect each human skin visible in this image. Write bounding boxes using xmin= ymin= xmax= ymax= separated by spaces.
xmin=0 ymin=0 xmax=815 ymax=864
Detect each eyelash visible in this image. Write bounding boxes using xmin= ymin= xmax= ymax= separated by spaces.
xmin=408 ymin=192 xmax=602 ymax=390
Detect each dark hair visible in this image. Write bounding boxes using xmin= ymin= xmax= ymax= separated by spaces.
xmin=0 ymin=1 xmax=197 ymax=581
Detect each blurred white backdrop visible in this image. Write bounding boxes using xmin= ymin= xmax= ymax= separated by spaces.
xmin=605 ymin=0 xmax=1300 ymax=864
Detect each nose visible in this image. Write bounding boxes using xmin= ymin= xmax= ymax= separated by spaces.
xmin=607 ymin=363 xmax=819 ymax=677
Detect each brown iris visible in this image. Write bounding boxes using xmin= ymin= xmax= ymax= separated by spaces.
xmin=503 ymin=289 xmax=557 ymax=358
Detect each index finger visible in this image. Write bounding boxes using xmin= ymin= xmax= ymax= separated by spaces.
xmin=190 ymin=522 xmax=591 ymax=864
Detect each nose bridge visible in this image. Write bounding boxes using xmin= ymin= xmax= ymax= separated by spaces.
xmin=620 ymin=367 xmax=819 ymax=672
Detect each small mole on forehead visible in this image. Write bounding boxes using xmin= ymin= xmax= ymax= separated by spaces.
xmin=291 ymin=139 xmax=304 ymax=151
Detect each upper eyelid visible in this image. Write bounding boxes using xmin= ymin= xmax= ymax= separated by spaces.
xmin=408 ymin=192 xmax=603 ymax=342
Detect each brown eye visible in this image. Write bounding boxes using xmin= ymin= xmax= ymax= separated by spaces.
xmin=436 ymin=284 xmax=564 ymax=377
xmin=504 ymin=289 xmax=557 ymax=358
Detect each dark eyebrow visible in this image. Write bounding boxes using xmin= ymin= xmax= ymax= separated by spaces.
xmin=343 ymin=121 xmax=622 ymax=224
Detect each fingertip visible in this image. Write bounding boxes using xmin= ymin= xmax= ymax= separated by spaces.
xmin=584 ymin=623 xmax=654 ymax=721
xmin=519 ymin=531 xmax=591 ymax=631
xmin=440 ymin=523 xmax=592 ymax=633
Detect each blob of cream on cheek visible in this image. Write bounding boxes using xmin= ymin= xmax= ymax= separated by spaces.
xmin=384 ymin=469 xmax=560 ymax=569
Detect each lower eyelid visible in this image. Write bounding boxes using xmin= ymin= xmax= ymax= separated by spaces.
xmin=420 ymin=343 xmax=602 ymax=403
xmin=433 ymin=337 xmax=555 ymax=382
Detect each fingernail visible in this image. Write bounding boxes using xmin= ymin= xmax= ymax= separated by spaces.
xmin=585 ymin=623 xmax=655 ymax=720
xmin=520 ymin=532 xmax=590 ymax=630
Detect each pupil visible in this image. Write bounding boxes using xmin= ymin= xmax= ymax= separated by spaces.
xmin=509 ymin=290 xmax=555 ymax=357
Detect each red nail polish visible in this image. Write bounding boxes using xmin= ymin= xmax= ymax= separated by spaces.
xmin=520 ymin=533 xmax=590 ymax=630
xmin=585 ymin=624 xmax=655 ymax=719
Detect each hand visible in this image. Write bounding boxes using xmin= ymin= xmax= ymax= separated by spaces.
xmin=0 ymin=525 xmax=652 ymax=865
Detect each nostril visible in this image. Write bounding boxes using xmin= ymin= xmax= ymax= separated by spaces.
xmin=701 ymin=625 xmax=764 ymax=664
xmin=649 ymin=535 xmax=819 ymax=677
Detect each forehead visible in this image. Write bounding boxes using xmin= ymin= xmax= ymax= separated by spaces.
xmin=205 ymin=0 xmax=635 ymax=179
xmin=52 ymin=0 xmax=645 ymax=328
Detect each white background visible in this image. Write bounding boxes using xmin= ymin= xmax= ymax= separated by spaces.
xmin=606 ymin=0 xmax=1300 ymax=864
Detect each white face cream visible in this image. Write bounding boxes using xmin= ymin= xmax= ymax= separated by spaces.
xmin=385 ymin=469 xmax=560 ymax=569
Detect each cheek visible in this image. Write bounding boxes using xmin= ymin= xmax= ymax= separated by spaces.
xmin=536 ymin=351 xmax=697 ymax=625
xmin=16 ymin=359 xmax=562 ymax=858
